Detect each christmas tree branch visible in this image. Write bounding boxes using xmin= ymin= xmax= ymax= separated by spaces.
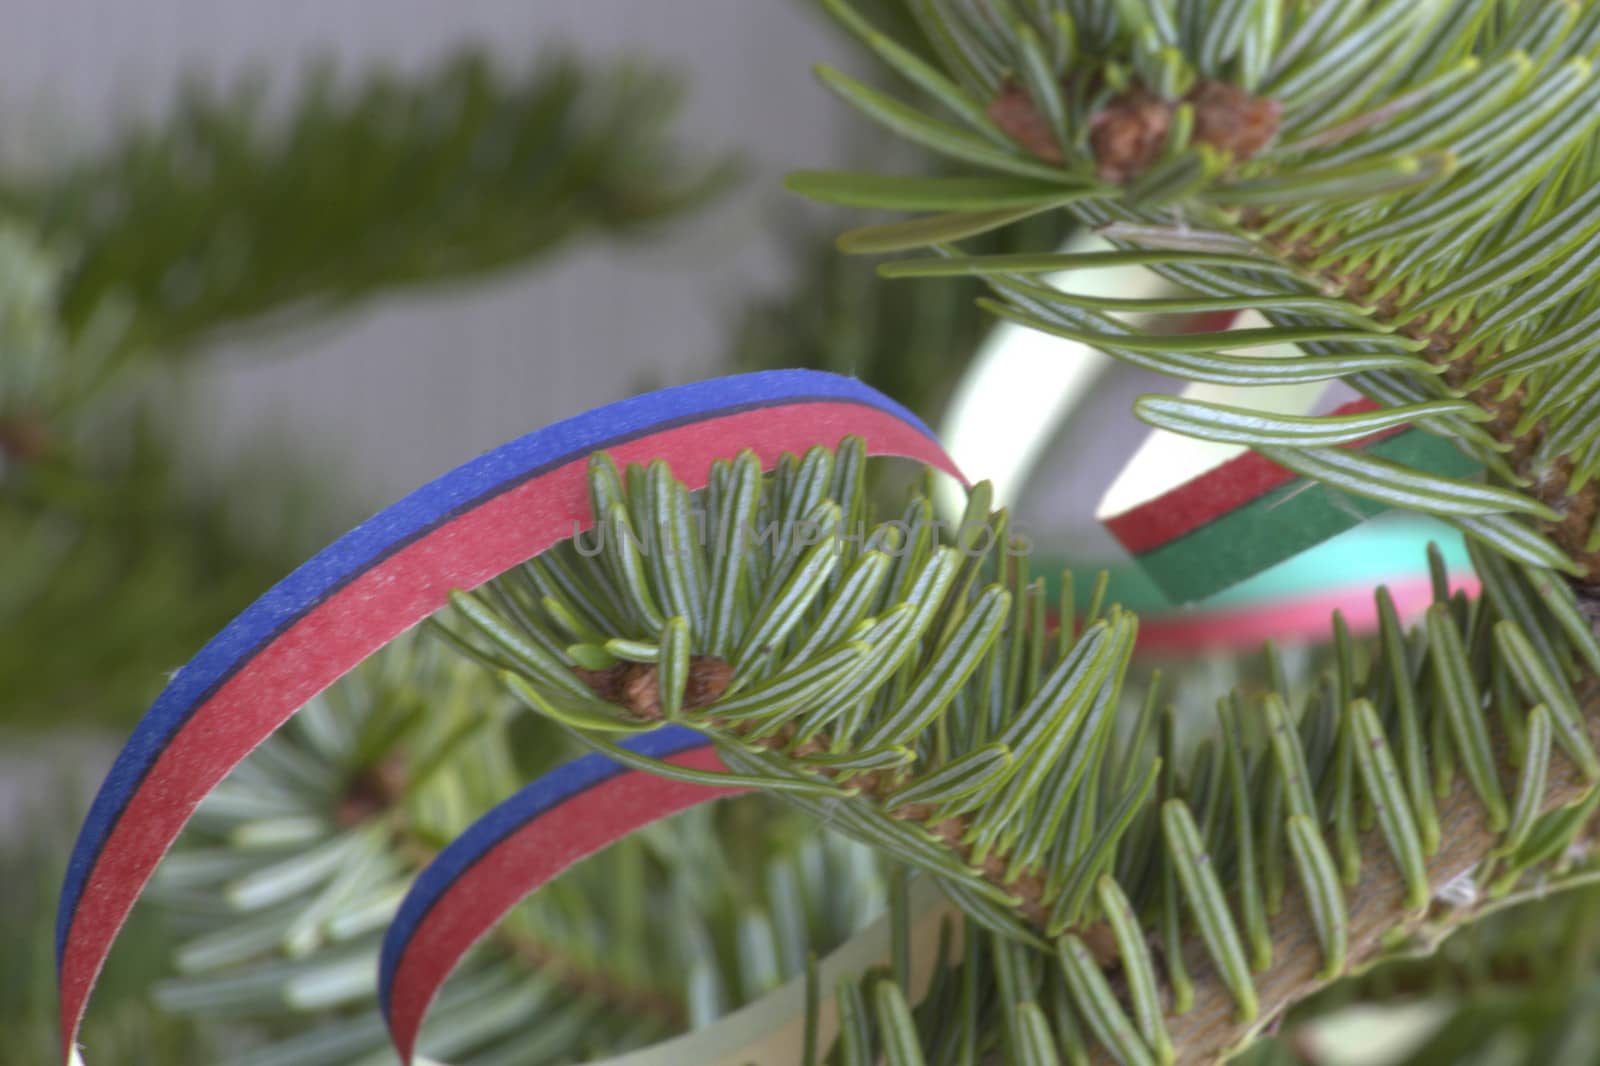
xmin=568 ymin=653 xmax=1120 ymax=946
xmin=446 ymin=438 xmax=1600 ymax=1065
xmin=1235 ymin=214 xmax=1600 ymax=578
xmin=1155 ymin=686 xmax=1600 ymax=1066
xmin=446 ymin=441 xmax=1157 ymax=953
xmin=805 ymin=0 xmax=1600 ymax=588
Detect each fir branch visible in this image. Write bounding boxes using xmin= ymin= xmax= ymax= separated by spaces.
xmin=767 ymin=11 xmax=1600 ymax=1050
xmin=447 ymin=441 xmax=1147 ymax=952
xmin=565 ymin=649 xmax=1117 ymax=944
xmin=3 ymin=48 xmax=734 ymax=361
xmin=444 ymin=439 xmax=1600 ymax=1065
xmin=1157 ymin=687 xmax=1600 ymax=1064
xmin=802 ymin=0 xmax=1600 ymax=583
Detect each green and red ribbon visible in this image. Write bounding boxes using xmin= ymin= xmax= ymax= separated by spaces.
xmin=1102 ymin=397 xmax=1482 ymax=605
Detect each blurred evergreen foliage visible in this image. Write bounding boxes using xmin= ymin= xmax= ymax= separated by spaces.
xmin=2 ymin=48 xmax=735 ymax=362
xmin=0 ymin=220 xmax=324 ymax=729
xmin=0 ymin=47 xmax=729 ymax=730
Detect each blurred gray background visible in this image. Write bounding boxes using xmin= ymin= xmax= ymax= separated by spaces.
xmin=1 ymin=0 xmax=859 ymax=510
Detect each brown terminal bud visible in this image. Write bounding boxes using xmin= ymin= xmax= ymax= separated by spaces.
xmin=1187 ymin=80 xmax=1282 ymax=163
xmin=986 ymin=80 xmax=1065 ymax=163
xmin=1089 ymin=87 xmax=1173 ymax=184
xmin=576 ymin=655 xmax=734 ymax=720
xmin=987 ymin=76 xmax=1280 ymax=186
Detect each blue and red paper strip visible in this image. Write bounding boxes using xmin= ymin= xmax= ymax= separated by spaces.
xmin=379 ymin=727 xmax=738 ymax=1062
xmin=55 ymin=369 xmax=961 ymax=1063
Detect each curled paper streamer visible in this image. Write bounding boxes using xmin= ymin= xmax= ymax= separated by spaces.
xmin=380 ymin=727 xmax=738 ymax=1062
xmin=939 ymin=254 xmax=1475 ymax=608
xmin=56 ymin=369 xmax=964 ymax=1063
xmin=1100 ymin=397 xmax=1482 ymax=604
xmin=1038 ymin=522 xmax=1481 ymax=654
xmin=378 ymin=728 xmax=960 ymax=1064
xmin=1135 ymin=572 xmax=1478 ymax=651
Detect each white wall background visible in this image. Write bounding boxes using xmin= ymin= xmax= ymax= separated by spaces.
xmin=2 ymin=0 xmax=863 ymax=513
